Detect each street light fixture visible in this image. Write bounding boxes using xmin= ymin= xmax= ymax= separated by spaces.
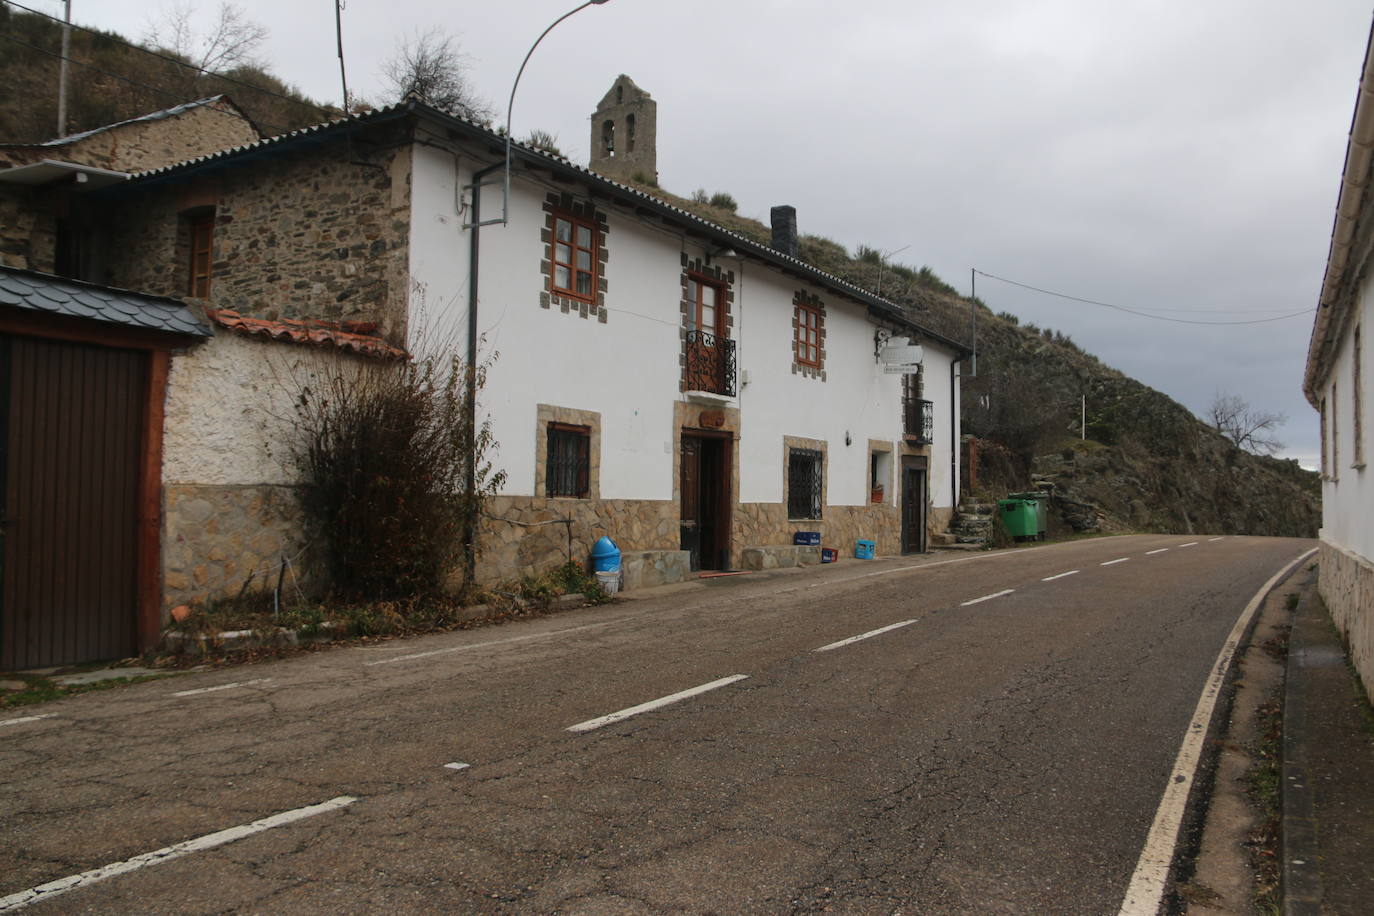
xmin=489 ymin=0 xmax=612 ymax=226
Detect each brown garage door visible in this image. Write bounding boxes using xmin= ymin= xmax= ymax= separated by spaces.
xmin=1 ymin=333 xmax=146 ymax=670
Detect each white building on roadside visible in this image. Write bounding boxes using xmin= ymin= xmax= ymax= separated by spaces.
xmin=1305 ymin=25 xmax=1374 ymax=701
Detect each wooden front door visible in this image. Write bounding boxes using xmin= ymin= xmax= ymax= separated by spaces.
xmin=680 ymin=431 xmax=731 ymax=571
xmin=1 ymin=334 xmax=146 ymax=669
xmin=901 ymin=459 xmax=928 ymax=555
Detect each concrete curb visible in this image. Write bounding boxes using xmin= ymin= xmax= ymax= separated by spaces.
xmin=160 ymin=592 xmax=593 ymax=655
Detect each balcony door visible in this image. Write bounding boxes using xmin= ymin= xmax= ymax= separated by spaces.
xmin=685 ymin=275 xmax=731 ymax=395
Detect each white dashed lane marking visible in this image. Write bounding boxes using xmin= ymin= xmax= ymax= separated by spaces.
xmin=172 ymin=679 xmax=272 ymax=697
xmin=0 ymin=796 xmax=358 ymax=912
xmin=813 ymin=620 xmax=917 ymax=653
xmin=1101 ymin=557 xmax=1131 ymax=566
xmin=0 ymin=713 xmax=56 ymax=729
xmin=960 ymin=589 xmax=1015 ymax=607
xmin=1146 ymin=548 xmax=1169 ymax=556
xmin=1042 ymin=570 xmax=1080 ymax=582
xmin=567 ymin=675 xmax=750 ymax=733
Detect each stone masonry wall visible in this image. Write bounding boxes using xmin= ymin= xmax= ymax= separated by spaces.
xmin=478 ymin=495 xmax=678 ymax=585
xmin=0 ymin=186 xmax=55 ymax=272
xmin=735 ymin=502 xmax=902 ymax=559
xmin=103 ymin=130 xmax=412 ymax=337
xmin=1319 ymin=539 xmax=1374 ymax=704
xmin=0 ymin=98 xmax=259 ymax=172
xmin=163 ymin=483 xmax=315 ymax=610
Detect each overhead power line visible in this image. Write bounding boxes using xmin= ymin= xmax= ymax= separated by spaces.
xmin=1 ymin=0 xmax=331 ymax=124
xmin=972 ymin=270 xmax=1313 ymax=326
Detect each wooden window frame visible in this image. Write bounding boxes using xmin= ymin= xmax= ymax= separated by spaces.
xmin=795 ymin=300 xmax=822 ymax=368
xmin=550 ymin=211 xmax=598 ymax=304
xmin=187 ymin=210 xmax=214 ymax=298
xmin=687 ymin=272 xmax=725 ymax=334
xmin=546 ymin=422 xmax=591 ymax=498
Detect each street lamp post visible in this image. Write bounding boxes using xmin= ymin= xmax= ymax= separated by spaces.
xmin=461 ymin=0 xmax=612 ymax=586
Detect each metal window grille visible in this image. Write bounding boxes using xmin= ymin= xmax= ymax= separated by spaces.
xmin=903 ymin=374 xmax=934 ymax=444
xmin=684 ymin=329 xmax=737 ymax=396
xmin=546 ymin=424 xmax=590 ymax=497
xmin=788 ymin=448 xmax=823 ymax=519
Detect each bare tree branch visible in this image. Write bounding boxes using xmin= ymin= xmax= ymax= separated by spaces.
xmin=382 ymin=28 xmax=494 ymax=124
xmin=1209 ymin=391 xmax=1287 ymax=455
xmin=145 ymin=2 xmax=267 ymax=92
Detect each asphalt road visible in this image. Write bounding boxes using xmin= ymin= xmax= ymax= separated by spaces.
xmin=0 ymin=534 xmax=1313 ymax=914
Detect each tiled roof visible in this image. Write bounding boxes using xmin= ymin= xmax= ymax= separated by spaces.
xmin=206 ymin=309 xmax=407 ymax=359
xmin=0 ymin=266 xmax=212 ymax=337
xmin=123 ymin=100 xmax=971 ymax=357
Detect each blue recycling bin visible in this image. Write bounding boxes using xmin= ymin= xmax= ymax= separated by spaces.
xmin=590 ymin=536 xmax=621 ymax=573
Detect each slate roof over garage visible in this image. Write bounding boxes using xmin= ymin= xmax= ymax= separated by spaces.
xmin=0 ymin=265 xmax=212 ymax=337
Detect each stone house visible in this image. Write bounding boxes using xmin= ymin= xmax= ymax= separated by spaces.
xmin=0 ymin=88 xmax=969 ymax=668
xmin=1305 ymin=24 xmax=1374 ymax=703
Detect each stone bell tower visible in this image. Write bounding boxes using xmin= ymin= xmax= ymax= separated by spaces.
xmin=589 ymin=75 xmax=657 ymax=183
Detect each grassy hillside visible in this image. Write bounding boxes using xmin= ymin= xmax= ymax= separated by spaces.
xmin=0 ymin=6 xmax=331 ymax=142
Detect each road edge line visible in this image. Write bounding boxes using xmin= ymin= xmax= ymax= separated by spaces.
xmin=1116 ymin=546 xmax=1317 ymax=916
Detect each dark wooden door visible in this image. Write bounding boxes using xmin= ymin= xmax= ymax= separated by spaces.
xmin=680 ymin=432 xmax=732 ymax=572
xmin=1 ymin=334 xmax=145 ymax=669
xmin=901 ymin=463 xmax=928 ymax=555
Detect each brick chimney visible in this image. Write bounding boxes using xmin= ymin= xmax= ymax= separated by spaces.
xmin=770 ymin=205 xmax=798 ymax=257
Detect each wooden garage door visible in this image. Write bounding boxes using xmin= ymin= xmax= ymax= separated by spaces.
xmin=1 ymin=334 xmax=146 ymax=670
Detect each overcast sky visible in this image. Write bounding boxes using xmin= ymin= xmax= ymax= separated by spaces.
xmin=51 ymin=0 xmax=1374 ymax=467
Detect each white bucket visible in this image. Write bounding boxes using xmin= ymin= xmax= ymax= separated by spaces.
xmin=595 ymin=570 xmax=620 ymax=597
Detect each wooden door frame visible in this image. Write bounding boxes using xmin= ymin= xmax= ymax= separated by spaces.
xmin=0 ymin=308 xmax=198 ymax=655
xmin=681 ymin=428 xmax=733 ymax=570
xmin=901 ymin=456 xmax=928 ymax=555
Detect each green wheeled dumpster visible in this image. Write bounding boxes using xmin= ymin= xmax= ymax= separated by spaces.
xmin=998 ymin=497 xmax=1038 ymax=540
xmin=1008 ymin=491 xmax=1049 ymax=540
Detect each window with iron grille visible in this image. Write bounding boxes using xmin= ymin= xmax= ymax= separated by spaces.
xmin=546 ymin=423 xmax=590 ymax=498
xmin=788 ymin=448 xmax=823 ymax=519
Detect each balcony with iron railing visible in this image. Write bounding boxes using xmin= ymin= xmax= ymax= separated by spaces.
xmin=684 ymin=329 xmax=737 ymax=398
xmin=904 ymin=397 xmax=934 ymax=444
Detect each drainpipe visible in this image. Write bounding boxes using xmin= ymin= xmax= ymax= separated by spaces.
xmin=950 ymin=358 xmax=960 ymax=507
xmin=462 ymin=159 xmax=505 ymax=587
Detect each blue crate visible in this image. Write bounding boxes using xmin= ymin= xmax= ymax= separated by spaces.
xmin=793 ymin=531 xmax=821 ymax=546
xmin=855 ymin=539 xmax=876 ymax=560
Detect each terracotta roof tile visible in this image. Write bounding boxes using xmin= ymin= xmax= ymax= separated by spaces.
xmin=206 ymin=309 xmax=406 ymax=359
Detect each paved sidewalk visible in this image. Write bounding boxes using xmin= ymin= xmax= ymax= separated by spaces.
xmin=1283 ymin=588 xmax=1374 ymax=914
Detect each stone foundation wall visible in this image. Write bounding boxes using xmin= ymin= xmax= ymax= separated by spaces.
xmin=478 ymin=496 xmax=678 ymax=585
xmin=1319 ymin=539 xmax=1374 ymax=704
xmin=163 ymin=484 xmax=315 ymax=610
xmin=734 ymin=502 xmax=902 ymax=558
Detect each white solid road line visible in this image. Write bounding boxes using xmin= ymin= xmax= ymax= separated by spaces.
xmin=443 ymin=762 xmax=470 ymax=771
xmin=365 ymin=620 xmax=618 ymax=667
xmin=567 ymin=675 xmax=750 ymax=733
xmin=1116 ymin=546 xmax=1317 ymax=916
xmin=1041 ymin=570 xmax=1080 ymax=582
xmin=1179 ymin=542 xmax=1199 ymax=548
xmin=1145 ymin=548 xmax=1169 ymax=556
xmin=0 ymin=795 xmax=358 ymax=912
xmin=960 ymin=589 xmax=1014 ymax=607
xmin=813 ymin=619 xmax=917 ymax=653
xmin=1101 ymin=557 xmax=1131 ymax=566
xmin=171 ymin=678 xmax=272 ymax=697
xmin=0 ymin=713 xmax=56 ymax=729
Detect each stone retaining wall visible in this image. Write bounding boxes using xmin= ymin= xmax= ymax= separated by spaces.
xmin=162 ymin=483 xmax=315 ymax=610
xmin=1319 ymin=539 xmax=1374 ymax=703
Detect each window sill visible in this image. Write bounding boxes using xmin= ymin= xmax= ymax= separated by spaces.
xmin=684 ymin=389 xmax=735 ymax=406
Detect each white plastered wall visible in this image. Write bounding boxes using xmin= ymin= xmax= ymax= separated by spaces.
xmin=406 ymin=141 xmax=961 ymax=510
xmin=1320 ymin=271 xmax=1373 ymax=561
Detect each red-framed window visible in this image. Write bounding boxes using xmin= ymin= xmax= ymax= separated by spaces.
xmin=187 ymin=211 xmax=214 ymax=298
xmin=551 ymin=212 xmax=597 ymax=302
xmin=687 ymin=273 xmax=724 ymax=333
xmin=795 ymin=300 xmax=822 ymax=367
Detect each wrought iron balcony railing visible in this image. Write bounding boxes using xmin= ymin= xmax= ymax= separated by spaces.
xmin=905 ymin=397 xmax=934 ymax=444
xmin=684 ymin=329 xmax=737 ymax=397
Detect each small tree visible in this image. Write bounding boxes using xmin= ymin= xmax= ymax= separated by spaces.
xmin=382 ymin=28 xmax=494 ymax=124
xmin=293 ymin=344 xmax=505 ymax=600
xmin=1209 ymin=391 xmax=1286 ymax=455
